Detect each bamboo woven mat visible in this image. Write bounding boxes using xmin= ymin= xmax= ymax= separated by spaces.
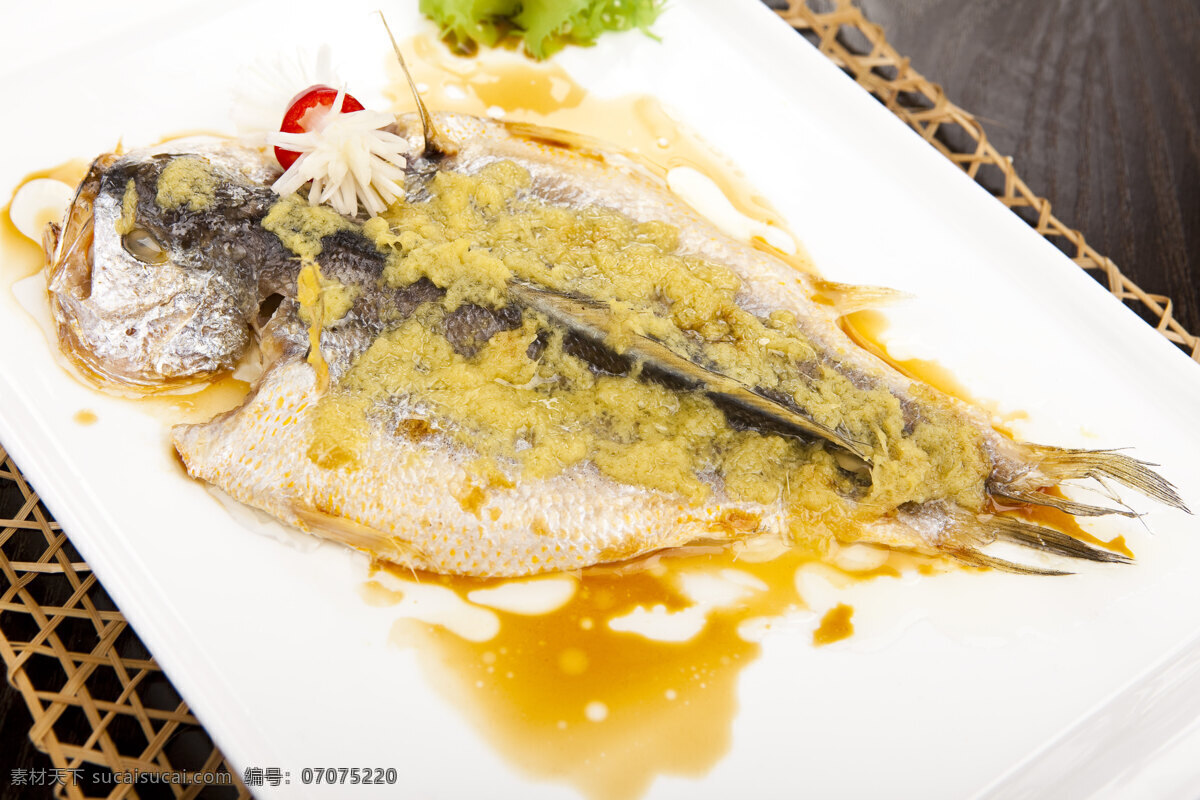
xmin=2 ymin=3 xmax=1197 ymax=799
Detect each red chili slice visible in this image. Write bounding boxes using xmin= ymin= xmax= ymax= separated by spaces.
xmin=274 ymin=85 xmax=366 ymax=170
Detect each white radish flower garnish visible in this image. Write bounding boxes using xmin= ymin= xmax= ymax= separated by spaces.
xmin=232 ymin=46 xmax=340 ymax=138
xmin=266 ymin=86 xmax=411 ymax=218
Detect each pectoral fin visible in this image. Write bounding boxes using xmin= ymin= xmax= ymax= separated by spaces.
xmin=295 ymin=506 xmax=428 ymax=566
xmin=509 ymin=281 xmax=871 ymax=461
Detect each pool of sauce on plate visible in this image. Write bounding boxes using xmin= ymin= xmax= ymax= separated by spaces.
xmin=840 ymin=310 xmax=977 ymax=405
xmin=362 ymin=540 xmax=918 ymax=800
xmin=137 ymin=374 xmax=254 ymax=424
xmin=2 ymin=162 xmax=92 ymax=281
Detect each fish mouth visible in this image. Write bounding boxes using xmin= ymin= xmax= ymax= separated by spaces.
xmin=46 ymin=155 xmax=112 ymax=303
xmin=44 ymin=155 xmax=139 ymax=389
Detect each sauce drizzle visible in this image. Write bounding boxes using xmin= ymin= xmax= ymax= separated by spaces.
xmin=363 ymin=541 xmax=911 ymax=800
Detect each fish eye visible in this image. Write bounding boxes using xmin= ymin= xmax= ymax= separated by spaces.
xmin=122 ymin=226 xmax=169 ymax=264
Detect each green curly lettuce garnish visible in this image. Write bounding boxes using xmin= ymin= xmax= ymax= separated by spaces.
xmin=420 ymin=0 xmax=665 ymax=60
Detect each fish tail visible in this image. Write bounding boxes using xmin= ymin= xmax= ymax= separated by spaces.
xmin=933 ymin=506 xmax=1130 ymax=574
xmin=952 ymin=511 xmax=1131 ymax=565
xmin=949 ymin=550 xmax=1071 ymax=577
xmin=988 ymin=488 xmax=1137 ymax=518
xmin=1020 ymin=445 xmax=1190 ymax=514
xmin=865 ymin=503 xmax=1129 ymax=575
xmin=939 ymin=444 xmax=1190 ymax=573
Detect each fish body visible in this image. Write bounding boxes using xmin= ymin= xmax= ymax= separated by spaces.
xmin=45 ymin=113 xmax=1186 ymax=577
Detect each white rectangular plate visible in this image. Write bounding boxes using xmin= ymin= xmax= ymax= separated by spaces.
xmin=3 ymin=1 xmax=1200 ymax=797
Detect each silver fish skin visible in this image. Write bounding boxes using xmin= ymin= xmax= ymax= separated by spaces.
xmin=47 ymin=141 xmax=283 ymax=389
xmin=45 ymin=114 xmax=1187 ymax=577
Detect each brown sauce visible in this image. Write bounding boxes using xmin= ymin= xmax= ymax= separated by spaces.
xmin=1 ymin=209 xmax=50 ymax=281
xmin=813 ymin=603 xmax=855 ymax=646
xmin=363 ymin=543 xmax=905 ymax=800
xmin=1012 ymin=489 xmax=1134 ymax=559
xmin=135 ymin=375 xmax=253 ymax=425
xmin=841 ymin=310 xmax=977 ymax=405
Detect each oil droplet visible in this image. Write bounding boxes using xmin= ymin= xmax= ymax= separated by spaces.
xmin=813 ymin=603 xmax=855 ymax=647
xmin=73 ymin=409 xmax=98 ymax=425
xmin=585 ymin=701 xmax=609 ymax=723
xmin=559 ymin=647 xmax=589 ymax=675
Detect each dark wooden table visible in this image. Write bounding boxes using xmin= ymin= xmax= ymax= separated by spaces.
xmin=3 ymin=2 xmax=1198 ymax=798
xmin=858 ymin=0 xmax=1200 ymax=336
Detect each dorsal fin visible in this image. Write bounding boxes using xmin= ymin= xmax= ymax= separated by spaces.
xmin=809 ymin=278 xmax=911 ymax=316
xmin=379 ymin=12 xmax=456 ymax=157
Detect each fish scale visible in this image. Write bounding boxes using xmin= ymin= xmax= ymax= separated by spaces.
xmin=173 ymin=356 xmax=768 ymax=575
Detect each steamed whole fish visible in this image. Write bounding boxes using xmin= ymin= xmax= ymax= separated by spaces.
xmin=43 ymin=107 xmax=1187 ymax=577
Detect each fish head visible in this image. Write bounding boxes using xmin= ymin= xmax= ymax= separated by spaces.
xmin=46 ymin=141 xmax=280 ymax=390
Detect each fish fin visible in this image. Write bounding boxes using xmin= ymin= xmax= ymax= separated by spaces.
xmin=295 ymin=507 xmax=428 ymax=566
xmin=978 ymin=514 xmax=1132 ymax=564
xmin=950 ymin=549 xmax=1072 ymax=576
xmin=379 ymin=12 xmax=456 ymax=157
xmin=809 ymin=279 xmax=912 ymax=316
xmin=990 ymin=488 xmax=1138 ymax=518
xmin=509 ymin=281 xmax=872 ymax=461
xmin=1026 ymin=446 xmax=1190 ymax=513
xmin=42 ymin=222 xmax=61 ymax=264
xmin=501 ymin=121 xmax=624 ymax=163
xmin=898 ymin=502 xmax=1129 ymax=572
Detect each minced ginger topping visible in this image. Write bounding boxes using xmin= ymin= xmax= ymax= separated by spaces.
xmin=271 ymin=160 xmax=990 ymax=536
